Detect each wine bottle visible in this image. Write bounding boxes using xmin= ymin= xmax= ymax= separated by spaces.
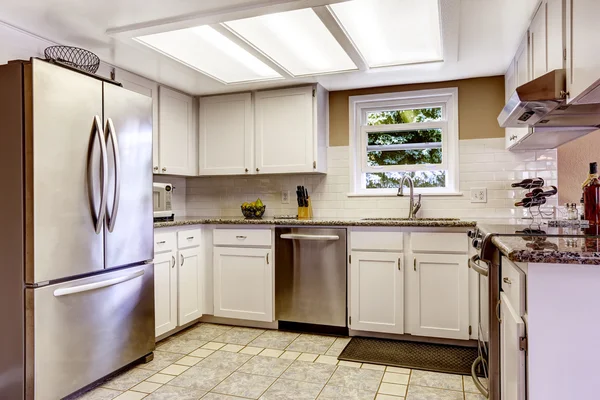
xmin=525 ymin=186 xmax=558 ymax=198
xmin=514 ymin=197 xmax=547 ymax=207
xmin=583 ymin=162 xmax=600 ymax=225
xmin=511 ymin=178 xmax=544 ymax=189
xmin=581 ymin=162 xmax=599 ymax=189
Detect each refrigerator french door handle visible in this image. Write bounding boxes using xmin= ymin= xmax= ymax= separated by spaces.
xmin=105 ymin=118 xmax=121 ymax=232
xmin=53 ymin=269 xmax=145 ymax=297
xmin=87 ymin=115 xmax=108 ymax=234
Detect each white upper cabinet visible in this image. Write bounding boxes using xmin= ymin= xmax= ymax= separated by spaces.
xmin=199 ymin=93 xmax=253 ymax=176
xmin=566 ymin=0 xmax=600 ymax=102
xmin=515 ymin=35 xmax=530 ymax=86
xmin=350 ymin=251 xmax=404 ymax=334
xmin=255 ymin=85 xmax=328 ymax=174
xmin=506 ymin=35 xmax=532 ymax=149
xmin=407 ymin=253 xmax=469 ymax=340
xmin=547 ymin=0 xmax=566 ymax=71
xmin=158 ymin=86 xmax=197 ymax=176
xmin=530 ymin=3 xmax=548 ymax=80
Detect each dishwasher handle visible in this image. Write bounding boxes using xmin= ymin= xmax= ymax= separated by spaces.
xmin=280 ymin=233 xmax=340 ymax=241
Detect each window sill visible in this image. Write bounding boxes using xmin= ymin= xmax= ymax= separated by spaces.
xmin=347 ymin=191 xmax=464 ymax=198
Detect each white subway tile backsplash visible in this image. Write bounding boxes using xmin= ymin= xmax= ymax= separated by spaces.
xmin=175 ymin=138 xmax=557 ymax=221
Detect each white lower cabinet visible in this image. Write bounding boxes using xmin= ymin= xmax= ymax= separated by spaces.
xmin=154 ymin=228 xmax=203 ymax=338
xmin=214 ymin=246 xmax=273 ymax=322
xmin=500 ymin=292 xmax=526 ymax=400
xmin=154 ymin=252 xmax=177 ymax=337
xmin=178 ymin=247 xmax=202 ymax=325
xmin=407 ymin=254 xmax=469 ymax=340
xmin=350 ymin=251 xmax=404 ymax=334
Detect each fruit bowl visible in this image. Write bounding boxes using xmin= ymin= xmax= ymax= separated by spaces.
xmin=241 ymin=201 xmax=266 ymax=219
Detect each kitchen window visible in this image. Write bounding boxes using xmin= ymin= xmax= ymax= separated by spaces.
xmin=349 ymin=88 xmax=459 ymax=196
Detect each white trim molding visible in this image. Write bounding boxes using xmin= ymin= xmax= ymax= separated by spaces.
xmin=348 ymin=87 xmax=460 ymax=196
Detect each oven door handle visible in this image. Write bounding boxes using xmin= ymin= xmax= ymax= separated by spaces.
xmin=471 ymin=356 xmax=489 ymax=398
xmin=280 ymin=234 xmax=339 ymax=241
xmin=469 ymin=255 xmax=489 ymax=277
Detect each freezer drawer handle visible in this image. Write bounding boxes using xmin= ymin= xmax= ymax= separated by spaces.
xmin=236 ymin=236 xmax=247 ymax=240
xmin=280 ymin=234 xmax=339 ymax=241
xmin=53 ymin=269 xmax=145 ymax=297
xmin=105 ymin=118 xmax=121 ymax=233
xmin=87 ymin=115 xmax=108 ymax=234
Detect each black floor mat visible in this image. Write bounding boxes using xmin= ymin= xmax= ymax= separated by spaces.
xmin=338 ymin=336 xmax=481 ymax=376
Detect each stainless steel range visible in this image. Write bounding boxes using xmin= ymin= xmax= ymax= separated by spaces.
xmin=467 ymin=226 xmax=499 ymax=399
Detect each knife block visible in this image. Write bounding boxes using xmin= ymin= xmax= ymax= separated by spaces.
xmin=297 ymin=197 xmax=313 ymax=220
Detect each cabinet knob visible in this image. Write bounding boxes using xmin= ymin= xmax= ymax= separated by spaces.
xmin=560 ymin=90 xmax=570 ymax=99
xmin=153 ymin=166 xmax=158 ymax=171
xmin=503 ymin=277 xmax=512 ymax=285
xmin=245 ymin=168 xmax=249 ymax=173
xmin=256 ymin=168 xmax=260 ymax=173
xmin=510 ymin=135 xmax=517 ymax=141
xmin=162 ymin=167 xmax=167 ymax=172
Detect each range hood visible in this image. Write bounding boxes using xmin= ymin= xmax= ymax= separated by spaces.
xmin=498 ymin=69 xmax=600 ymax=150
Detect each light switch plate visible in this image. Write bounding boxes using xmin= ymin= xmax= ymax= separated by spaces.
xmin=281 ymin=190 xmax=290 ymax=204
xmin=471 ymin=187 xmax=487 ymax=203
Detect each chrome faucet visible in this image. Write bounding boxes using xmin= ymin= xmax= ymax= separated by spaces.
xmin=397 ymin=175 xmax=422 ymax=219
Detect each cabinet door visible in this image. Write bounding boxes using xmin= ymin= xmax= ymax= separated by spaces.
xmin=110 ymin=68 xmax=160 ymax=173
xmin=566 ymin=0 xmax=600 ymax=102
xmin=158 ymin=86 xmax=196 ymax=175
xmin=350 ymin=252 xmax=404 ymax=334
xmin=515 ymin=35 xmax=530 ymax=86
xmin=199 ymin=93 xmax=253 ymax=176
xmin=500 ymin=293 xmax=526 ymax=400
xmin=255 ymin=86 xmax=314 ymax=174
xmin=547 ymin=0 xmax=566 ymax=71
xmin=213 ymin=247 xmax=273 ymax=322
xmin=154 ymin=252 xmax=177 ymax=337
xmin=178 ymin=247 xmax=202 ymax=325
xmin=530 ymin=2 xmax=548 ymax=79
xmin=409 ymin=254 xmax=469 ymax=340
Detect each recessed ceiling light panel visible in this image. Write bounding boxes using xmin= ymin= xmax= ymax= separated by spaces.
xmin=225 ymin=8 xmax=358 ymax=76
xmin=330 ymin=0 xmax=443 ymax=68
xmin=136 ymin=26 xmax=282 ymax=84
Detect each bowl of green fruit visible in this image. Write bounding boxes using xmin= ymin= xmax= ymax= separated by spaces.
xmin=241 ymin=198 xmax=266 ymax=219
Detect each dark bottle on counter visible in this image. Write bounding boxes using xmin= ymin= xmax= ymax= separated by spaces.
xmin=583 ymin=162 xmax=600 ymax=225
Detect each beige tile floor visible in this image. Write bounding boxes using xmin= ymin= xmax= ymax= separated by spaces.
xmin=73 ymin=323 xmax=487 ymax=400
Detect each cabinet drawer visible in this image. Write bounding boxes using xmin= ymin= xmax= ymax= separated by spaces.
xmin=351 ymin=230 xmax=403 ymax=251
xmin=214 ymin=228 xmax=272 ymax=247
xmin=411 ymin=233 xmax=467 ymax=253
xmin=178 ymin=229 xmax=202 ymax=249
xmin=154 ymin=231 xmax=176 ymax=254
xmin=502 ymin=257 xmax=526 ymax=316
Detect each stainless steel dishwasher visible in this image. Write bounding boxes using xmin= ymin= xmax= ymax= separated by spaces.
xmin=275 ymin=227 xmax=347 ymax=334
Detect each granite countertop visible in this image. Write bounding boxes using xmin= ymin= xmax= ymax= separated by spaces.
xmin=492 ymin=230 xmax=600 ymax=265
xmin=154 ymin=216 xmax=477 ymax=229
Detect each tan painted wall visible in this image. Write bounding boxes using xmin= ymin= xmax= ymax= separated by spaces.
xmin=328 ymin=76 xmax=506 ymax=146
xmin=557 ymin=129 xmax=600 ymax=204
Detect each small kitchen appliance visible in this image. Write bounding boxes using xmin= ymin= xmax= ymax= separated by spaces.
xmin=153 ymin=182 xmax=174 ymax=221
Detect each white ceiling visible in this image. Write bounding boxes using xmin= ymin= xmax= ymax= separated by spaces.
xmin=0 ymin=0 xmax=540 ymax=95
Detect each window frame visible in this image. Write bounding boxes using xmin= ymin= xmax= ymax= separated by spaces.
xmin=349 ymin=88 xmax=460 ymax=196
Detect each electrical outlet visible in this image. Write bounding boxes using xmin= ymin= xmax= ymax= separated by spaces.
xmin=281 ymin=190 xmax=290 ymax=204
xmin=471 ymin=187 xmax=487 ymax=203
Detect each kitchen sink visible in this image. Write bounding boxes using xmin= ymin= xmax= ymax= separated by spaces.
xmin=361 ymin=217 xmax=460 ymax=221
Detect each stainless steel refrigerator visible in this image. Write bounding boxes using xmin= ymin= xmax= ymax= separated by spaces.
xmin=0 ymin=59 xmax=155 ymax=400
